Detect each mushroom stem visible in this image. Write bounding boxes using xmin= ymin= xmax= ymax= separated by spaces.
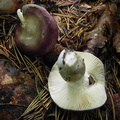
xmin=57 ymin=49 xmax=85 ymax=82
xmin=17 ymin=9 xmax=26 ymax=27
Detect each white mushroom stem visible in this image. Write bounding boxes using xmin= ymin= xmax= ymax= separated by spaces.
xmin=57 ymin=49 xmax=86 ymax=83
xmin=17 ymin=9 xmax=26 ymax=26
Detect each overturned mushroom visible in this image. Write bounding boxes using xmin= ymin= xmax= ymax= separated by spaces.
xmin=15 ymin=4 xmax=58 ymax=56
xmin=48 ymin=49 xmax=107 ymax=111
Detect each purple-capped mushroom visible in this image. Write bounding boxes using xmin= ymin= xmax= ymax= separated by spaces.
xmin=15 ymin=4 xmax=58 ymax=56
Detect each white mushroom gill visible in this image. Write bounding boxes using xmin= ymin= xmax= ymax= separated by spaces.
xmin=17 ymin=8 xmax=41 ymax=47
xmin=48 ymin=49 xmax=107 ymax=111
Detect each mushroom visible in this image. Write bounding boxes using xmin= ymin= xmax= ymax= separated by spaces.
xmin=0 ymin=0 xmax=18 ymax=14
xmin=15 ymin=4 xmax=58 ymax=56
xmin=48 ymin=49 xmax=107 ymax=111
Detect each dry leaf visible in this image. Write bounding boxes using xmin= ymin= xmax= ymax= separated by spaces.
xmin=83 ymin=3 xmax=117 ymax=54
xmin=55 ymin=0 xmax=79 ymax=7
xmin=113 ymin=32 xmax=120 ymax=53
xmin=0 ymin=59 xmax=37 ymax=119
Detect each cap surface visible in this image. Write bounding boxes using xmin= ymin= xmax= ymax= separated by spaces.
xmin=48 ymin=51 xmax=107 ymax=111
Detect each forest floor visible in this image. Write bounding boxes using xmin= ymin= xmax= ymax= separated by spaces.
xmin=0 ymin=0 xmax=120 ymax=120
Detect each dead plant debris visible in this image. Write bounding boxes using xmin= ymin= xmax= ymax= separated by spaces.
xmin=0 ymin=0 xmax=120 ymax=120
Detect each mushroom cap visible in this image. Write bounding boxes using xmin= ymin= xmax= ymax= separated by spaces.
xmin=48 ymin=50 xmax=107 ymax=111
xmin=15 ymin=4 xmax=58 ymax=56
